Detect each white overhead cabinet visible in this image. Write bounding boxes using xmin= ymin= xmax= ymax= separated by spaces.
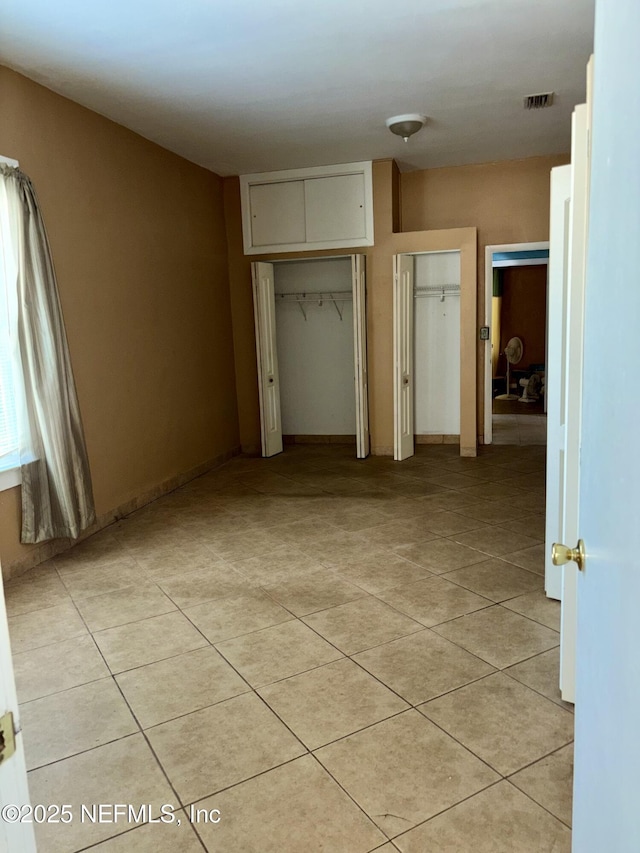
xmin=240 ymin=162 xmax=374 ymax=254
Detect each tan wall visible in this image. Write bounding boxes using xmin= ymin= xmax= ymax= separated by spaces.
xmin=225 ymin=160 xmax=477 ymax=457
xmin=401 ymin=154 xmax=569 ymax=435
xmin=0 ymin=67 xmax=240 ymax=577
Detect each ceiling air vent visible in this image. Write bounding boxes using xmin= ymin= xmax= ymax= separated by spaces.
xmin=524 ymin=92 xmax=555 ymax=110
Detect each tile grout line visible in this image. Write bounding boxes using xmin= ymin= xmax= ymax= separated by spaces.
xmin=11 ymin=444 xmax=567 ymax=851
xmin=389 ymin=777 xmax=508 ymax=846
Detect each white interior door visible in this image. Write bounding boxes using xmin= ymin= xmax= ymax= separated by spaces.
xmin=351 ymin=254 xmax=370 ymax=459
xmin=573 ymin=22 xmax=640 ymax=846
xmin=557 ymin=103 xmax=590 ymax=704
xmin=393 ymin=254 xmax=415 ymax=461
xmin=544 ymin=164 xmax=572 ymax=603
xmin=0 ymin=570 xmax=37 ymax=852
xmin=252 ymin=262 xmax=283 ymax=457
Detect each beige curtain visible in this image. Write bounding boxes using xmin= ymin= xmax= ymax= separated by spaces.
xmin=0 ymin=165 xmax=95 ymax=543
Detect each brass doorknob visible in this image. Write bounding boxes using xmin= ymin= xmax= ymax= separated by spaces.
xmin=552 ymin=539 xmax=586 ymax=571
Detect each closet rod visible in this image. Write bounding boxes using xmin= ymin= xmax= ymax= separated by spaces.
xmin=414 ymin=284 xmax=460 ymax=293
xmin=276 ymin=290 xmax=352 ymax=301
xmin=414 ymin=284 xmax=461 ymax=300
xmin=276 ymin=291 xmax=352 ymax=321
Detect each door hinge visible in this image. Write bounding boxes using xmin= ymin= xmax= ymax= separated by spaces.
xmin=0 ymin=710 xmax=17 ymax=765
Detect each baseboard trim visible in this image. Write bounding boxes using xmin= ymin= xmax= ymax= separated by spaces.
xmin=415 ymin=434 xmax=460 ymax=445
xmin=283 ymin=435 xmax=356 ymax=445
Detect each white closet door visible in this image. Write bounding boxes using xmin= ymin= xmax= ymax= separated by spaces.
xmin=352 ymin=254 xmax=370 ymax=458
xmin=393 ymin=254 xmax=415 ymax=461
xmin=252 ymin=262 xmax=283 ymax=457
xmin=545 ymin=164 xmax=572 ymax=602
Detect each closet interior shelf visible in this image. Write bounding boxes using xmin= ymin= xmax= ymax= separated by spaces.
xmin=414 ymin=283 xmax=461 ymax=301
xmin=276 ymin=290 xmax=352 ymax=321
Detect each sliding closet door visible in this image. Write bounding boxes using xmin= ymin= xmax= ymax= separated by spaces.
xmin=393 ymin=254 xmax=415 ymax=461
xmin=352 ymin=254 xmax=370 ymax=458
xmin=252 ymin=262 xmax=283 ymax=457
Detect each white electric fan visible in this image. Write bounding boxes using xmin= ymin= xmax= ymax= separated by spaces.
xmin=495 ymin=336 xmax=523 ymax=400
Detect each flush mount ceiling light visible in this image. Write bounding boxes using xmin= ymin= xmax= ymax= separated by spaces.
xmin=385 ymin=113 xmax=427 ymax=142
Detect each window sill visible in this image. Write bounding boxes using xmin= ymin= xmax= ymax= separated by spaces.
xmin=0 ymin=465 xmax=21 ymax=491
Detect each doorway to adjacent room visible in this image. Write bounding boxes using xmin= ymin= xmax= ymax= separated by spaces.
xmin=484 ymin=243 xmax=549 ymax=446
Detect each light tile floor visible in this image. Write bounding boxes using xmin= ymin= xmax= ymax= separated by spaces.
xmin=5 ymin=443 xmax=573 ymax=852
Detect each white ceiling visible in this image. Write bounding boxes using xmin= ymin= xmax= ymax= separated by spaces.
xmin=0 ymin=0 xmax=595 ymax=177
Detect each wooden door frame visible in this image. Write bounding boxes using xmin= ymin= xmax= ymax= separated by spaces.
xmin=484 ymin=241 xmax=550 ymax=444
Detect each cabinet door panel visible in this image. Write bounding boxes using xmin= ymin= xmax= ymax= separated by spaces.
xmin=250 ymin=181 xmax=305 ymax=247
xmin=305 ymin=174 xmax=366 ymax=243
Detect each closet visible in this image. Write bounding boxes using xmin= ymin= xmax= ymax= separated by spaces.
xmin=252 ymin=255 xmax=369 ymax=458
xmin=393 ymin=251 xmax=461 ymax=460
